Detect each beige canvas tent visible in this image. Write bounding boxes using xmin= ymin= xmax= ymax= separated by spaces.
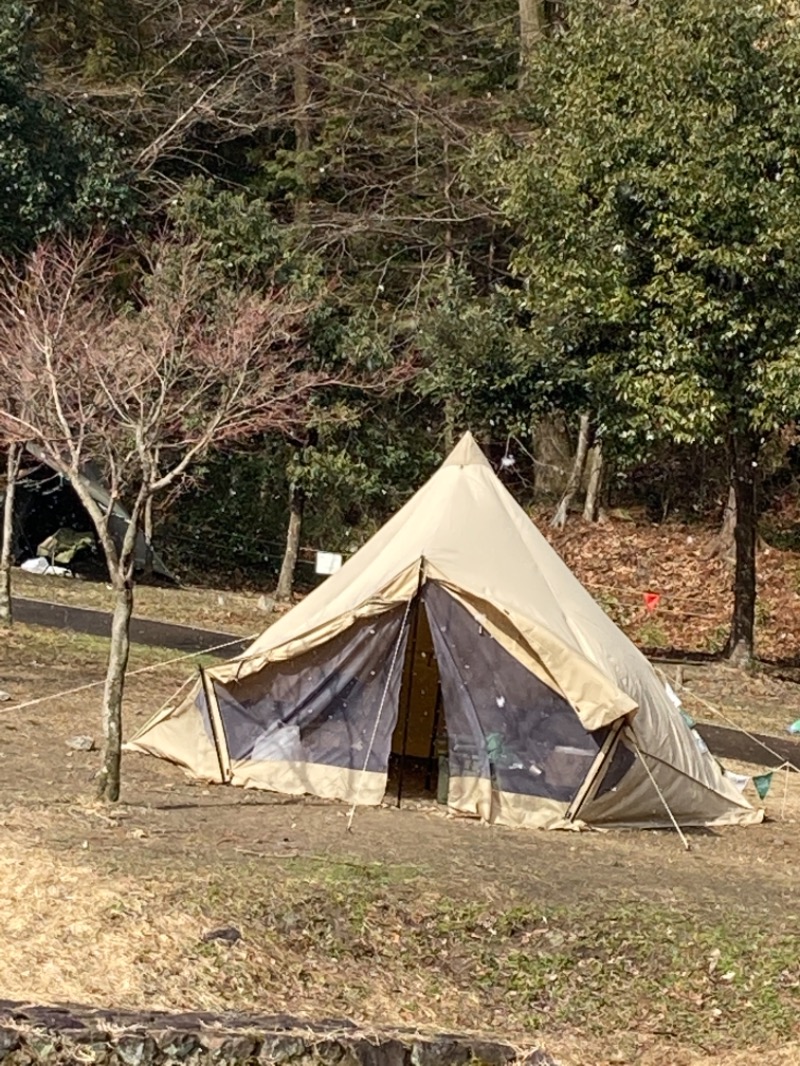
xmin=127 ymin=434 xmax=762 ymax=830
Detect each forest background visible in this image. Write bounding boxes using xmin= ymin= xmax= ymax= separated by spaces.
xmin=4 ymin=0 xmax=800 ymax=671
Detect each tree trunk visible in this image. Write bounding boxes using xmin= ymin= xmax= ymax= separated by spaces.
xmin=142 ymin=492 xmax=155 ymax=580
xmin=293 ymin=0 xmax=311 ymax=214
xmin=726 ymin=431 xmax=758 ymax=666
xmin=583 ymin=440 xmax=604 ymax=522
xmin=531 ymin=413 xmax=571 ymax=495
xmin=551 ymin=413 xmax=591 ymax=529
xmin=720 ymin=484 xmax=737 ymax=543
xmin=276 ymin=482 xmax=305 ymax=601
xmin=518 ymin=0 xmax=548 ymax=83
xmin=96 ymin=580 xmax=134 ymax=802
xmin=0 ymin=444 xmax=21 ymax=628
xmin=707 ymin=485 xmax=737 ymax=564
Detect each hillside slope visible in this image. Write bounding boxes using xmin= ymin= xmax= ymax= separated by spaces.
xmin=545 ymin=512 xmax=800 ymax=664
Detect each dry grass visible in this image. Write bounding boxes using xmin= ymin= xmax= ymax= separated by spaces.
xmin=548 ymin=1037 xmax=800 ymax=1066
xmin=0 ymin=833 xmax=202 ymax=1008
xmin=0 ymin=810 xmax=484 ymax=1024
xmin=2 ymin=815 xmax=800 ymax=1063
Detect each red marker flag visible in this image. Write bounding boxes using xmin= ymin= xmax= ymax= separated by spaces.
xmin=643 ymin=592 xmax=661 ymax=612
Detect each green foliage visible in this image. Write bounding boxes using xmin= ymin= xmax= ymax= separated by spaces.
xmin=166 ymin=180 xmax=286 ymax=291
xmin=416 ymin=267 xmax=529 ymax=437
xmin=634 ymin=618 xmax=669 ymax=650
xmin=416 ymin=265 xmax=596 ymax=440
xmin=0 ymin=2 xmax=132 ymax=251
xmin=158 ymin=444 xmax=295 ymax=578
xmin=159 ymin=176 xmax=436 ymax=562
xmin=286 ymin=0 xmax=516 ymax=304
xmin=187 ymin=862 xmax=800 ymax=1053
xmin=486 ymin=0 xmax=800 ymax=455
xmin=298 ymin=413 xmax=441 ymax=547
xmin=166 ymin=411 xmax=441 ymax=575
xmin=31 ymin=0 xmax=145 ymax=81
xmin=360 ymin=0 xmax=517 ymax=89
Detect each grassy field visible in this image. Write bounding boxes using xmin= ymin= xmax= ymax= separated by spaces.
xmin=1 ymin=623 xmax=799 ymax=1065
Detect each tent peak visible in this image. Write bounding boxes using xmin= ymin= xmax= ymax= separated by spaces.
xmin=442 ymin=432 xmax=491 ymax=469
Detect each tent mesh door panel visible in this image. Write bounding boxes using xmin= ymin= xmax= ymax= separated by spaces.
xmin=422 ymin=583 xmax=619 ymax=803
xmin=198 ymin=604 xmax=410 ymax=775
xmin=593 ymin=735 xmax=636 ymax=798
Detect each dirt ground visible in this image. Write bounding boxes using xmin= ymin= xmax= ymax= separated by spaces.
xmin=1 ymin=623 xmax=800 ymax=1066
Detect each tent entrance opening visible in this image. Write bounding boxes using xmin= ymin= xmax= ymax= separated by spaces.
xmin=388 ymin=582 xmax=633 ymax=813
xmin=390 ymin=596 xmax=446 ymax=803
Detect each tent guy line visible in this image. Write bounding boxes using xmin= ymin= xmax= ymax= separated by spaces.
xmin=628 ymin=733 xmax=692 ymax=851
xmin=0 ymin=633 xmax=258 ymax=716
xmin=669 ymin=676 xmax=799 ymax=770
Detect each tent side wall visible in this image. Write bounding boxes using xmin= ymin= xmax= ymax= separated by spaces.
xmin=580 ymin=727 xmax=762 ymax=828
xmin=127 ymin=583 xmax=621 ymax=825
xmin=211 ymin=605 xmax=412 ymax=804
xmin=126 ymin=605 xmax=413 ymax=803
xmin=127 ymin=576 xmax=761 ymax=830
xmin=125 ymin=677 xmax=227 ymax=782
xmin=421 ymin=582 xmax=624 ymax=827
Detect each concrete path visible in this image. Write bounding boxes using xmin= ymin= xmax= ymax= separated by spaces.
xmin=696 ymin=720 xmax=800 ymax=771
xmin=12 ymin=596 xmax=249 ymax=658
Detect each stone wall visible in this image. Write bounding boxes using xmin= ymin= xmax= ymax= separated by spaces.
xmin=0 ymin=1004 xmax=556 ymax=1066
